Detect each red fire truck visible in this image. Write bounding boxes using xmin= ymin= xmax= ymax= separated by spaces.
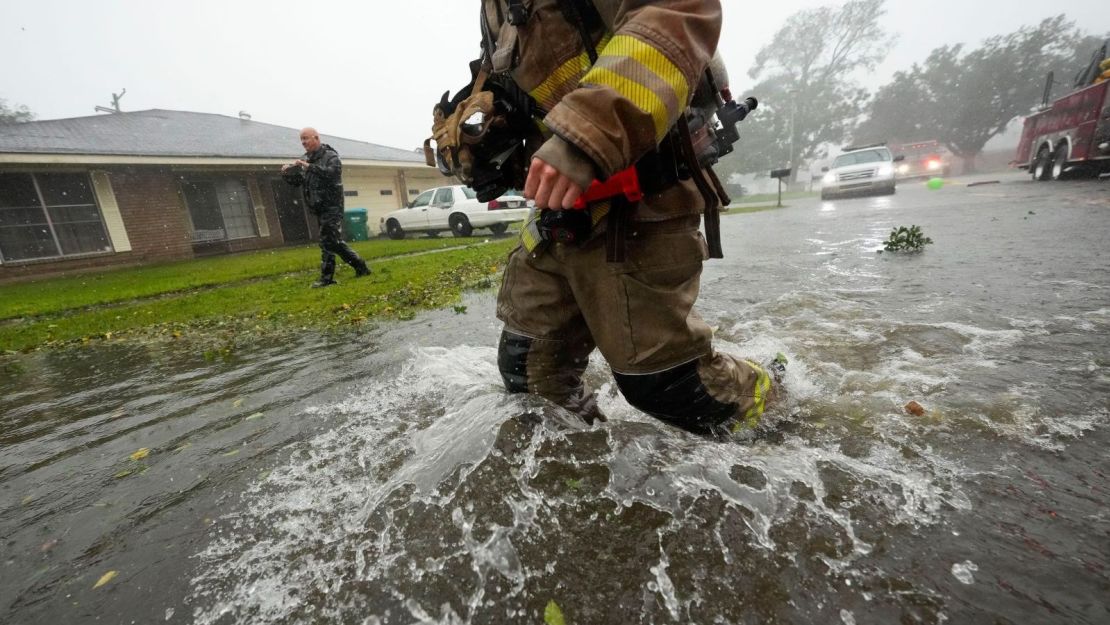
xmin=1015 ymin=42 xmax=1110 ymax=180
xmin=891 ymin=140 xmax=952 ymax=179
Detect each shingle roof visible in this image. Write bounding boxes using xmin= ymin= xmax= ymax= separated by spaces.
xmin=0 ymin=109 xmax=425 ymax=163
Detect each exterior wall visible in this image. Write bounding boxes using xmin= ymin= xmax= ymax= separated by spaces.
xmin=109 ymin=166 xmax=195 ymax=261
xmin=0 ymin=161 xmax=447 ymax=282
xmin=0 ymin=165 xmax=287 ymax=283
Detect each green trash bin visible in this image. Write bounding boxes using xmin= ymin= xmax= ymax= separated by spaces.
xmin=343 ymin=208 xmax=370 ymax=241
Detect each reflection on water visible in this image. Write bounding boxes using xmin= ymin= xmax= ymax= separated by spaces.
xmin=2 ymin=179 xmax=1108 ymax=624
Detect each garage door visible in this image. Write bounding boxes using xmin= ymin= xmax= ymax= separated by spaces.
xmin=343 ymin=171 xmax=401 ymax=227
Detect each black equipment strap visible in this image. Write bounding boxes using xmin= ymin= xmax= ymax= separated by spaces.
xmin=557 ymin=0 xmax=604 ymax=64
xmin=606 ymin=197 xmax=630 ymax=263
xmin=675 ymin=117 xmax=724 ymax=259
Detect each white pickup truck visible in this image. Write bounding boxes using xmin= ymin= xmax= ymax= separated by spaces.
xmin=379 ymin=185 xmax=531 ymax=238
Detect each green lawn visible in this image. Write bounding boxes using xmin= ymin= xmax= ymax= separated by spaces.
xmin=0 ymin=236 xmax=517 ymax=352
xmin=732 ymin=190 xmax=816 ymax=205
xmin=722 ymin=204 xmax=785 ymax=215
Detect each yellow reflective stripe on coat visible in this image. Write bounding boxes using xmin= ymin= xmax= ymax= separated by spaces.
xmin=732 ymin=361 xmax=773 ymax=432
xmin=582 ymin=35 xmax=690 ymax=141
xmin=529 ymin=35 xmax=612 ymax=111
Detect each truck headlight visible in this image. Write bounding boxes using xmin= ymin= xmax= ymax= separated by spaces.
xmin=877 ymin=163 xmax=894 ymax=177
xmin=822 ymin=172 xmax=836 ymax=184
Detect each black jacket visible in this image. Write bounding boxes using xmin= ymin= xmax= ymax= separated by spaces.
xmin=282 ymin=143 xmax=344 ymax=213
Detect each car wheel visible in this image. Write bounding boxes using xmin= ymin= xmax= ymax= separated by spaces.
xmin=489 ymin=223 xmax=509 ymax=235
xmin=449 ymin=214 xmax=473 ymax=237
xmin=1050 ymin=144 xmax=1069 ymax=181
xmin=386 ymin=219 xmax=405 ymax=240
xmin=1032 ymin=146 xmax=1052 ymax=181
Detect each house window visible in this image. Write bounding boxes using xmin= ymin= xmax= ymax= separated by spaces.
xmin=408 ymin=189 xmax=420 ymax=196
xmin=379 ymin=189 xmax=393 ymax=196
xmin=343 ymin=190 xmax=359 ymax=197
xmin=0 ymin=172 xmax=112 ymax=262
xmin=179 ymin=177 xmax=258 ymax=242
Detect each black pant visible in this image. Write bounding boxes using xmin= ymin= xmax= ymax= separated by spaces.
xmin=317 ymin=207 xmax=364 ymax=281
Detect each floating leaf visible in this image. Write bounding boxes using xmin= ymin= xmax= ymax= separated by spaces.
xmin=245 ymin=412 xmax=264 ymax=421
xmin=544 ymin=600 xmax=566 ymax=625
xmin=221 ymin=449 xmax=240 ymax=457
xmin=21 ymin=495 xmax=33 ymax=506
xmin=93 ymin=570 xmax=118 ymax=589
xmin=129 ymin=448 xmax=150 ymax=461
xmin=114 ymin=469 xmax=133 ymax=479
xmin=232 ymin=398 xmax=244 ymax=408
xmin=564 ymin=478 xmax=583 ymax=491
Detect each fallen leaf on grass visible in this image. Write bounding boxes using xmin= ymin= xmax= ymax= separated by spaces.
xmin=93 ymin=570 xmax=118 ymax=589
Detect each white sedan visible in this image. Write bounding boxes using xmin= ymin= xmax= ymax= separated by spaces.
xmin=379 ymin=185 xmax=531 ymax=239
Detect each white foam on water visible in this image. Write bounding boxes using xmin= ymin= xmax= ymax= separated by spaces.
xmin=951 ymin=561 xmax=978 ymax=585
xmin=186 ymin=299 xmax=1098 ymax=624
xmin=190 ymin=345 xmax=521 ymax=625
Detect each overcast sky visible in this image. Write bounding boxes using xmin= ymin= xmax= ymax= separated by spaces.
xmin=3 ymin=0 xmax=1108 ymax=153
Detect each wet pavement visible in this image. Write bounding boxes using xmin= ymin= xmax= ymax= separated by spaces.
xmin=1 ymin=173 xmax=1108 ymax=624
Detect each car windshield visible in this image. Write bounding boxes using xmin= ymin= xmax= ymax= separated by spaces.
xmin=459 ymin=187 xmax=477 ymax=199
xmin=833 ymin=149 xmax=891 ymax=167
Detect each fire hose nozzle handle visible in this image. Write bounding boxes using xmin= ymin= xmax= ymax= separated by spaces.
xmin=571 ymin=166 xmax=643 ymax=210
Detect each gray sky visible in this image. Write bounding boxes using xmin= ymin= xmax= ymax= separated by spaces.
xmin=3 ymin=0 xmax=1108 ymax=153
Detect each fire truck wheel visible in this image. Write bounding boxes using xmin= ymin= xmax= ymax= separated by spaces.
xmin=1050 ymin=144 xmax=1070 ymax=181
xmin=1032 ymin=146 xmax=1052 ymax=181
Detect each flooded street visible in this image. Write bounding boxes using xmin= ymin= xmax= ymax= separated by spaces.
xmin=2 ymin=175 xmax=1108 ymax=624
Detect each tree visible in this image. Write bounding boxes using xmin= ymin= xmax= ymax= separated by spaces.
xmin=0 ymin=98 xmax=36 ymax=124
xmin=717 ymin=0 xmax=894 ymax=180
xmin=855 ymin=16 xmax=1093 ymax=173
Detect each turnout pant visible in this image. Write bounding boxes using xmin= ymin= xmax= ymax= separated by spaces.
xmin=317 ymin=207 xmax=365 ymax=281
xmin=496 ymin=216 xmax=773 ymax=436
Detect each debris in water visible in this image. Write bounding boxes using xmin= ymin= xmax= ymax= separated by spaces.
xmin=93 ymin=570 xmax=118 ymax=589
xmin=129 ymin=448 xmax=150 ymax=461
xmin=904 ymin=401 xmax=926 ymax=416
xmin=544 ymin=600 xmax=566 ymax=625
xmin=967 ymin=180 xmax=1000 ymax=187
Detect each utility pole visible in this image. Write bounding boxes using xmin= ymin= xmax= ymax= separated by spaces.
xmin=787 ymin=89 xmax=798 ymax=187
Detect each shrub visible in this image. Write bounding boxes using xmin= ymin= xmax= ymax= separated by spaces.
xmin=883 ymin=225 xmax=933 ymax=252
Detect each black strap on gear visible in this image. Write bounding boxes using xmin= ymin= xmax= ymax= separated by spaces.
xmin=557 ymin=0 xmax=604 ymax=64
xmin=606 ymin=197 xmax=630 ymax=263
xmin=507 ymin=0 xmax=529 ymax=25
xmin=676 ymin=116 xmax=724 ymax=259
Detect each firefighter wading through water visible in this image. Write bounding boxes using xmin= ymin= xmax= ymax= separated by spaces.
xmin=282 ymin=128 xmax=371 ymax=288
xmin=433 ymin=0 xmax=785 ymax=437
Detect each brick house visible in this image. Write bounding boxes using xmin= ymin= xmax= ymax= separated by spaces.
xmin=0 ymin=109 xmax=447 ymax=281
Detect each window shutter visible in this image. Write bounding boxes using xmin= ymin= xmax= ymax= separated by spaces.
xmin=247 ymin=178 xmax=270 ymax=238
xmin=90 ymin=171 xmax=131 ymax=252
